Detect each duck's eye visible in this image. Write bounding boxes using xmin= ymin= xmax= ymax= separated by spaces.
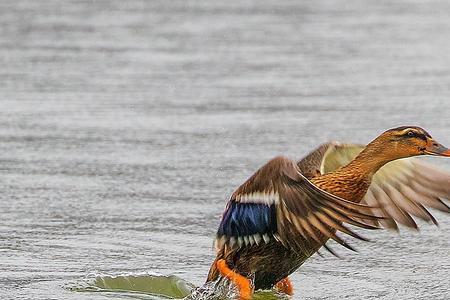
xmin=407 ymin=131 xmax=415 ymax=137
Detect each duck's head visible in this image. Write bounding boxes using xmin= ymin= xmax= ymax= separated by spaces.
xmin=367 ymin=126 xmax=450 ymax=161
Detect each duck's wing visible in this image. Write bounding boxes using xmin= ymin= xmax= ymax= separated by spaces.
xmin=296 ymin=142 xmax=333 ymax=179
xmin=215 ymin=156 xmax=380 ymax=255
xmin=321 ymin=143 xmax=450 ymax=230
xmin=296 ymin=141 xmax=363 ymax=179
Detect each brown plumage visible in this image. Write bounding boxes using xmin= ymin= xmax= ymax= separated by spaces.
xmin=206 ymin=126 xmax=450 ymax=299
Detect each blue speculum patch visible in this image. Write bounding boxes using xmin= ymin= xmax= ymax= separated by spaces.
xmin=217 ymin=202 xmax=277 ymax=237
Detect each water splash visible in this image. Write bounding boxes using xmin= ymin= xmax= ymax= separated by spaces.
xmin=66 ymin=272 xmax=195 ymax=299
xmin=66 ymin=272 xmax=288 ymax=300
xmin=185 ymin=278 xmax=239 ymax=300
xmin=187 ymin=280 xmax=289 ymax=300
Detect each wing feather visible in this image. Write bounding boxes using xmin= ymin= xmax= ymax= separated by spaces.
xmin=215 ymin=155 xmax=380 ymax=255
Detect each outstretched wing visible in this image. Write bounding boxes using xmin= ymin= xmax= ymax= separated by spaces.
xmin=320 ymin=143 xmax=450 ymax=230
xmin=215 ymin=156 xmax=380 ymax=255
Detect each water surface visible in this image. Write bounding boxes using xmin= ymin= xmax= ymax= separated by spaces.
xmin=0 ymin=0 xmax=449 ymax=299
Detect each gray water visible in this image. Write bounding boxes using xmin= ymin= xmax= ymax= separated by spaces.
xmin=0 ymin=0 xmax=449 ymax=299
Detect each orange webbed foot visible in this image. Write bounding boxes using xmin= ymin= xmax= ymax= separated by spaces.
xmin=216 ymin=259 xmax=253 ymax=300
xmin=275 ymin=277 xmax=294 ymax=296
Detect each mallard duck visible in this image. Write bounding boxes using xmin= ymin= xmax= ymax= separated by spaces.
xmin=206 ymin=126 xmax=450 ymax=299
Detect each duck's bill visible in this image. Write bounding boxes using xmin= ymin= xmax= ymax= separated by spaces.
xmin=425 ymin=141 xmax=450 ymax=157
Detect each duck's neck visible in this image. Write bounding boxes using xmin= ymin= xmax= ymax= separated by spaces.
xmin=344 ymin=144 xmax=392 ymax=177
xmin=311 ymin=144 xmax=393 ymax=203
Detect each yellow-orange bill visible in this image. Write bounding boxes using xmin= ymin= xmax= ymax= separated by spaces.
xmin=425 ymin=141 xmax=450 ymax=157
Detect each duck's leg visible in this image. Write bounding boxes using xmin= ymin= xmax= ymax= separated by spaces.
xmin=216 ymin=259 xmax=253 ymax=300
xmin=275 ymin=277 xmax=293 ymax=296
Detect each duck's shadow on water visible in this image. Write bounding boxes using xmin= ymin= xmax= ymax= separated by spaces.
xmin=66 ymin=273 xmax=289 ymax=300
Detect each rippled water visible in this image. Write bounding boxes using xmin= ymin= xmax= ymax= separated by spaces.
xmin=0 ymin=0 xmax=449 ymax=299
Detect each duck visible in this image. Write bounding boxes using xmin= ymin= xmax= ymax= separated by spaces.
xmin=205 ymin=126 xmax=450 ymax=299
